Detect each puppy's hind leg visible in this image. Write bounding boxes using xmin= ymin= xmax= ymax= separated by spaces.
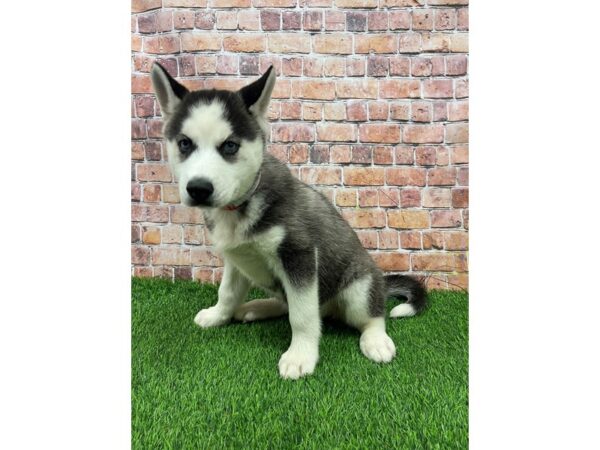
xmin=234 ymin=297 xmax=288 ymax=322
xmin=339 ymin=274 xmax=396 ymax=363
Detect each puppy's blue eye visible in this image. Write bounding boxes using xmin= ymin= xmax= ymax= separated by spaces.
xmin=178 ymin=138 xmax=193 ymax=154
xmin=221 ymin=141 xmax=240 ymax=156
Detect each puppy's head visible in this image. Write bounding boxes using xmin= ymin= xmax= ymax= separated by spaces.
xmin=151 ymin=64 xmax=275 ymax=208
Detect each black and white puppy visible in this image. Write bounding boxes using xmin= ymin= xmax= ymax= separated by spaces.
xmin=151 ymin=64 xmax=426 ymax=379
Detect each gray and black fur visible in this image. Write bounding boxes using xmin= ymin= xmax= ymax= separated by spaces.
xmin=151 ymin=62 xmax=427 ymax=379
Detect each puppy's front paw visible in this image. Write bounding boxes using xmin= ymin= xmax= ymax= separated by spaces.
xmin=360 ymin=330 xmax=396 ymax=363
xmin=278 ymin=347 xmax=318 ymax=380
xmin=194 ymin=306 xmax=231 ymax=328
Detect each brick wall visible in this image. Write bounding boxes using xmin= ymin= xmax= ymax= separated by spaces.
xmin=131 ymin=0 xmax=469 ymax=290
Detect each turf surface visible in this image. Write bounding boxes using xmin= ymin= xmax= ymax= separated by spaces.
xmin=132 ymin=278 xmax=468 ymax=449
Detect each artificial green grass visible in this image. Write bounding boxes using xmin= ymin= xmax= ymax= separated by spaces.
xmin=132 ymin=278 xmax=468 ymax=449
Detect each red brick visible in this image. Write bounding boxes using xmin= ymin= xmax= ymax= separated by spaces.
xmin=450 ymin=34 xmax=468 ymax=52
xmin=346 ymin=102 xmax=367 ymax=121
xmin=210 ymin=0 xmax=250 ymax=6
xmin=335 ymin=0 xmax=377 ymax=7
xmin=282 ymin=11 xmax=301 ymax=30
xmin=324 ymin=103 xmax=346 ymax=121
xmin=170 ymin=205 xmax=204 ymax=224
xmin=132 ymin=35 xmax=142 ymax=52
xmin=399 ymin=32 xmax=422 ymax=53
xmin=463 ymin=209 xmax=469 ymax=229
xmin=131 ymin=204 xmax=169 ymax=223
xmin=389 ymin=57 xmax=410 ymax=76
xmin=254 ymin=0 xmax=296 ymax=5
xmin=390 ymin=102 xmax=410 ymax=121
xmin=136 ymin=163 xmax=172 ymax=182
xmin=268 ymin=34 xmax=310 ymax=53
xmin=359 ymin=124 xmax=401 ymax=144
xmin=183 ymin=225 xmax=203 ymax=245
xmin=368 ymin=11 xmax=388 ymax=31
xmin=456 ymin=79 xmax=469 ymax=98
xmin=261 ymin=9 xmax=281 ymax=31
xmin=431 ymin=210 xmax=462 ymax=228
xmin=282 ymin=57 xmax=302 ymax=76
xmin=303 ymin=58 xmax=323 ymax=77
xmin=331 ymin=145 xmax=351 ymax=163
xmin=391 ymin=146 xmax=414 ymax=165
xmin=336 ymin=188 xmax=357 ymax=206
xmin=448 ymin=100 xmax=469 ymax=121
xmin=447 ymin=55 xmax=468 ymax=75
xmin=191 ymin=249 xmax=222 ymax=266
xmin=195 ymin=11 xmax=215 ymax=29
xmin=386 ymin=168 xmax=426 ymax=186
xmin=373 ymin=147 xmax=393 ymax=165
xmin=271 ymin=123 xmax=315 ymax=142
xmin=310 ymin=145 xmax=329 ymax=163
xmin=323 ymin=58 xmax=346 ymax=77
xmin=223 ymin=34 xmax=265 ymax=52
xmin=239 ymin=55 xmax=259 ymax=75
xmin=412 ymin=9 xmax=433 ymax=30
xmin=181 ymin=33 xmax=221 ymax=51
xmin=300 ymin=167 xmax=341 ymax=185
xmin=325 ymin=11 xmax=345 ymax=30
xmin=428 ymin=167 xmax=456 ymax=186
xmin=377 ymin=187 xmax=400 ymax=207
xmin=388 ymin=210 xmax=429 ymax=229
xmin=238 ymin=10 xmax=260 ymax=30
xmin=174 ymin=267 xmax=193 ymax=280
xmin=351 ymin=146 xmax=372 ymax=164
xmin=302 ymin=103 xmax=323 ymax=120
xmin=142 ymin=226 xmax=161 ymax=245
xmin=336 ymin=79 xmax=379 ymax=99
xmin=422 ymin=231 xmax=444 ymax=250
xmin=357 ymin=230 xmax=378 ymax=249
xmin=132 ymin=224 xmax=141 ymax=243
xmin=162 ymin=225 xmax=182 ymax=244
xmin=317 ymin=124 xmax=357 ymax=142
xmin=446 ymin=123 xmax=469 ymax=143
xmin=359 ymin=189 xmax=379 ymax=207
xmin=433 ymin=101 xmax=448 ymax=121
xmin=389 ymin=10 xmax=411 ymax=30
xmin=415 ymin=146 xmax=436 ymax=166
xmin=131 ymin=119 xmax=147 ymax=139
xmin=451 ymin=145 xmax=469 ymax=164
xmin=422 ymin=188 xmax=452 ymax=208
xmin=368 ymin=101 xmax=388 ymax=120
xmin=378 ymin=230 xmax=399 ymax=249
xmin=137 ymin=12 xmax=158 ymax=33
xmin=372 ymin=253 xmax=410 ymax=272
xmin=400 ymin=231 xmax=421 ymax=249
xmin=421 ymin=32 xmax=451 ymax=52
xmin=457 ymin=167 xmax=468 ymax=186
xmin=269 ymin=144 xmax=288 ymax=162
xmin=196 ymin=55 xmax=217 ymax=74
xmin=347 ymin=12 xmax=367 ymax=31
xmin=379 ymin=80 xmax=420 ymax=99
xmin=132 ymin=246 xmax=151 ymax=265
xmin=132 ymin=0 xmax=161 ymax=13
xmin=412 ymin=253 xmax=467 ymax=272
xmin=178 ymin=54 xmax=196 ymax=76
xmin=403 ymin=125 xmax=444 ymax=144
xmin=193 ymin=268 xmax=214 ymax=282
xmin=303 ymin=10 xmax=323 ymax=30
xmin=457 ymin=8 xmax=468 ymax=30
xmin=423 ymin=79 xmax=453 ymax=98
xmin=435 ymin=8 xmax=457 ymax=30
xmin=411 ymin=57 xmax=433 ymax=77
xmin=447 ymin=274 xmax=468 ymax=291
xmin=164 ymin=0 xmax=207 ymax=5
xmin=134 ymin=96 xmax=154 ymax=118
xmin=367 ymin=56 xmax=389 ymax=77
xmin=143 ymin=34 xmax=180 ymax=54
xmin=280 ymin=101 xmax=302 ymax=120
xmin=411 ymin=102 xmax=432 ymax=122
xmin=452 ymin=187 xmax=468 ymax=209
xmin=216 ymin=11 xmax=238 ymax=30
xmin=157 ymin=11 xmax=174 ymax=31
xmin=444 ymin=231 xmax=468 ymax=251
xmin=295 ymin=80 xmax=336 ymax=100
xmin=217 ymin=55 xmax=238 ymax=75
xmin=162 ymin=185 xmax=180 ymax=203
xmin=400 ymin=189 xmax=421 ymax=207
xmin=342 ymin=209 xmax=386 ymax=228
xmin=174 ymin=10 xmax=195 ymax=29
xmin=131 ymin=183 xmax=141 ymax=202
xmin=355 ymin=34 xmax=397 ymax=53
xmin=131 ymin=142 xmax=145 ymax=161
xmin=344 ymin=168 xmax=384 ymax=186
xmin=143 ymin=184 xmax=161 ymax=203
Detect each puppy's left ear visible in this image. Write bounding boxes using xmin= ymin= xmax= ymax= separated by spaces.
xmin=239 ymin=66 xmax=276 ymax=117
xmin=151 ymin=62 xmax=188 ymax=119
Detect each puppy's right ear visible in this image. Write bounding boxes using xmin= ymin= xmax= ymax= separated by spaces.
xmin=151 ymin=62 xmax=188 ymax=118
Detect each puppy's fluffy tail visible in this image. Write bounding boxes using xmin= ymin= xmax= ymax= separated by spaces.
xmin=384 ymin=274 xmax=427 ymax=318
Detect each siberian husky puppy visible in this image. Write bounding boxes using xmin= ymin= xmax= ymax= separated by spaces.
xmin=151 ymin=63 xmax=426 ymax=379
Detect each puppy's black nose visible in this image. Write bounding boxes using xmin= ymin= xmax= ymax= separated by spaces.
xmin=186 ymin=178 xmax=214 ymax=204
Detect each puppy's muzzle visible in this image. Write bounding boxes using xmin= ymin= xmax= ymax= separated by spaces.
xmin=186 ymin=178 xmax=214 ymax=205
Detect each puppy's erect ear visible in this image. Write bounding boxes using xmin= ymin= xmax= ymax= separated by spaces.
xmin=150 ymin=62 xmax=188 ymax=118
xmin=238 ymin=66 xmax=276 ymax=117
